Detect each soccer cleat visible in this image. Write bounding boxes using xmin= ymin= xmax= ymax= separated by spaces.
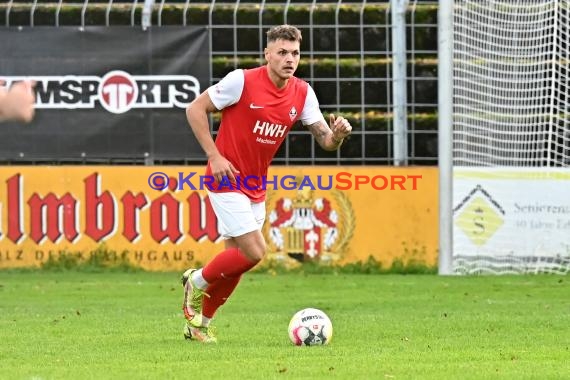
xmin=181 ymin=268 xmax=209 ymax=322
xmin=183 ymin=320 xmax=217 ymax=343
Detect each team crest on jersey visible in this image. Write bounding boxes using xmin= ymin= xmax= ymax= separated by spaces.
xmin=264 ymin=184 xmax=355 ymax=267
xmin=289 ymin=106 xmax=297 ymax=121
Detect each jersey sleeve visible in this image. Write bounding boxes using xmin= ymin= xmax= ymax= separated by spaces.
xmin=299 ymin=84 xmax=327 ymax=126
xmin=207 ymin=69 xmax=245 ymax=110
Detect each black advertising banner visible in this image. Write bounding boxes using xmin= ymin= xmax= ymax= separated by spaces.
xmin=0 ymin=26 xmax=209 ymax=161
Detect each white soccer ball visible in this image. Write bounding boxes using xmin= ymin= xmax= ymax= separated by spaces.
xmin=288 ymin=308 xmax=333 ymax=346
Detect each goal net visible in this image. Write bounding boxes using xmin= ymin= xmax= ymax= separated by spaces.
xmin=451 ymin=0 xmax=570 ymax=274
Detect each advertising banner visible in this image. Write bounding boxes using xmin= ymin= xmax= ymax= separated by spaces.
xmin=453 ymin=168 xmax=570 ymax=258
xmin=0 ymin=26 xmax=209 ymax=161
xmin=0 ymin=166 xmax=438 ymax=271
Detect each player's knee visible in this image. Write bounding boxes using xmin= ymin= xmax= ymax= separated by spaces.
xmin=247 ymin=242 xmax=266 ymax=262
xmin=236 ymin=231 xmax=267 ymax=262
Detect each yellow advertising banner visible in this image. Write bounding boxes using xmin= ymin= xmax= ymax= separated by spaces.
xmin=0 ymin=166 xmax=438 ymax=271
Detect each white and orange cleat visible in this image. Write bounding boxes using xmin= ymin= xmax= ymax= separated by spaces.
xmin=183 ymin=318 xmax=217 ymax=344
xmin=181 ymin=268 xmax=208 ymax=321
xmin=181 ymin=268 xmax=216 ymax=343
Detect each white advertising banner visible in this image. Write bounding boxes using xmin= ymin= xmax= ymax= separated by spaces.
xmin=453 ymin=168 xmax=570 ymax=258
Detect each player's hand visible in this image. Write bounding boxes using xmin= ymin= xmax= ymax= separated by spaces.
xmin=209 ymin=153 xmax=240 ymax=184
xmin=329 ymin=114 xmax=352 ymax=143
xmin=0 ymin=80 xmax=36 ymax=123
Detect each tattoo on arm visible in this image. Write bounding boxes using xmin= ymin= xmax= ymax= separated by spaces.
xmin=307 ymin=120 xmax=342 ymax=151
xmin=307 ymin=121 xmax=331 ymax=148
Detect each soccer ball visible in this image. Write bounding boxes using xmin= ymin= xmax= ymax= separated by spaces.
xmin=288 ymin=308 xmax=333 ymax=346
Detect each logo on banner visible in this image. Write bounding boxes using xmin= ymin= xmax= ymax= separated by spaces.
xmin=99 ymin=71 xmax=139 ymax=114
xmin=264 ymin=185 xmax=355 ymax=265
xmin=1 ymin=71 xmax=201 ymax=114
xmin=454 ymin=185 xmax=505 ymax=246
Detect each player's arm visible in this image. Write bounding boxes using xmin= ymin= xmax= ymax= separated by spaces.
xmin=306 ymin=114 xmax=352 ymax=151
xmin=186 ymin=70 xmax=244 ymax=182
xmin=301 ymin=85 xmax=352 ymax=151
xmin=186 ymin=91 xmax=220 ymax=160
xmin=186 ymin=91 xmax=239 ymax=183
xmin=0 ymin=80 xmax=36 ymax=123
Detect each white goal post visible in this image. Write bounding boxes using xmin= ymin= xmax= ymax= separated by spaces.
xmin=439 ymin=0 xmax=570 ymax=275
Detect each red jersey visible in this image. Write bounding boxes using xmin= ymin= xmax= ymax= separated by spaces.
xmin=205 ymin=66 xmax=310 ymax=202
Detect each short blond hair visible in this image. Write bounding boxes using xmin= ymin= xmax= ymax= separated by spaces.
xmin=266 ymin=25 xmax=302 ymax=44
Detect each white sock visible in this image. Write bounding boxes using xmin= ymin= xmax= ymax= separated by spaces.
xmin=201 ymin=316 xmax=211 ymax=327
xmin=191 ymin=268 xmax=209 ymax=290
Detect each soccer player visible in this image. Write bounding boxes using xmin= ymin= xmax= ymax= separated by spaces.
xmin=0 ymin=80 xmax=36 ymax=123
xmin=182 ymin=24 xmax=352 ymax=343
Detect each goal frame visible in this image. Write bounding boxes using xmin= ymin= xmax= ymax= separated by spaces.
xmin=438 ymin=0 xmax=454 ymax=275
xmin=438 ymin=0 xmax=570 ymax=275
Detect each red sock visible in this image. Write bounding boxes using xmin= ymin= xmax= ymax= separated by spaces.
xmin=202 ymin=247 xmax=258 ymax=283
xmin=202 ymin=275 xmax=242 ymax=319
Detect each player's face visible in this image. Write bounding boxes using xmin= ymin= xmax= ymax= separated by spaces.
xmin=265 ymin=39 xmax=301 ymax=81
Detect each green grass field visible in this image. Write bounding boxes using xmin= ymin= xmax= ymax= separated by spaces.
xmin=0 ymin=272 xmax=568 ymax=379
